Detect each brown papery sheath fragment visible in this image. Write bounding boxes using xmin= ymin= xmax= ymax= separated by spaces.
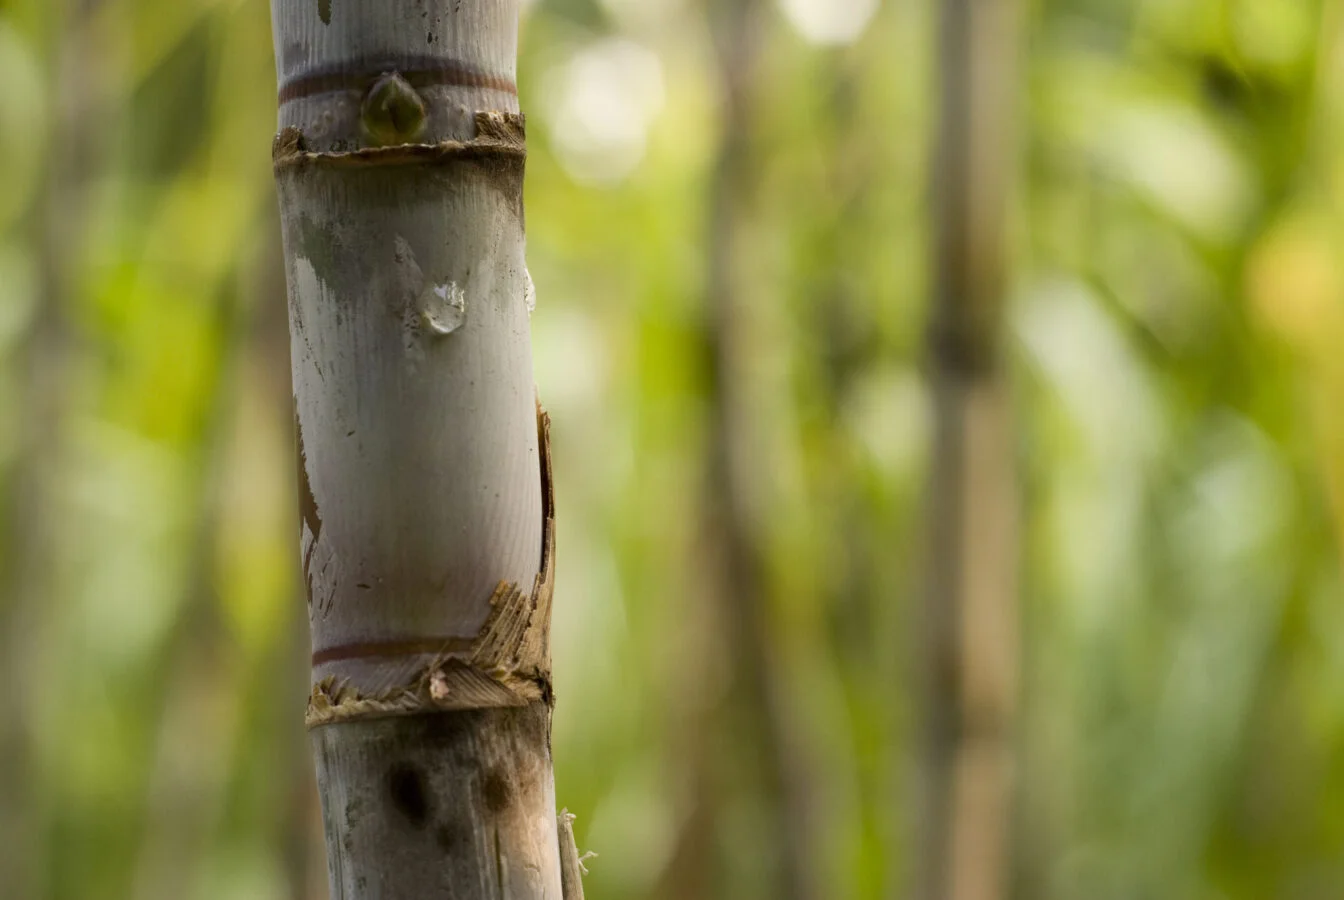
xmin=272 ymin=111 xmax=526 ymax=169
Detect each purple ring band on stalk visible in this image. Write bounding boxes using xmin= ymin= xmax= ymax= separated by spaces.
xmin=278 ymin=55 xmax=518 ymax=103
xmin=311 ymin=635 xmax=477 ymax=667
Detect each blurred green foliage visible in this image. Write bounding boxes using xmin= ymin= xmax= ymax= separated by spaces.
xmin=1 ymin=0 xmax=1342 ymax=898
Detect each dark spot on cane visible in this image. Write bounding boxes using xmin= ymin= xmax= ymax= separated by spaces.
xmin=388 ymin=763 xmax=430 ymax=827
xmin=436 ymin=821 xmax=467 ymax=855
xmin=483 ymin=771 xmax=512 ymax=813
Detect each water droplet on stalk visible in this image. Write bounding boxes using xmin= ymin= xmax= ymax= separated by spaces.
xmin=421 ymin=282 xmax=466 ymax=335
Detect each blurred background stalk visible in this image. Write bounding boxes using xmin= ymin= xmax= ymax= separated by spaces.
xmin=919 ymin=1 xmax=1022 ymax=900
xmin=1 ymin=1 xmax=98 ymax=895
xmin=693 ymin=0 xmax=820 ymax=898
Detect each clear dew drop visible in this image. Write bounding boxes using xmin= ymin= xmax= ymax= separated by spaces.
xmin=421 ymin=282 xmax=466 ymax=335
xmin=523 ymin=269 xmax=537 ymax=315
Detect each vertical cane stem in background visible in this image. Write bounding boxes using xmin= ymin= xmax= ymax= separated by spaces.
xmin=268 ymin=3 xmax=568 ymax=896
xmin=701 ymin=1 xmax=819 ymax=898
xmin=919 ymin=1 xmax=1022 ymax=899
xmin=0 ymin=7 xmax=86 ymax=896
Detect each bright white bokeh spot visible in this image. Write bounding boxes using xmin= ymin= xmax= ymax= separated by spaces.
xmin=778 ymin=0 xmax=879 ymax=45
xmin=842 ymin=364 xmax=928 ymax=478
xmin=1102 ymin=103 xmax=1253 ymax=242
xmin=544 ymin=39 xmax=665 ymax=186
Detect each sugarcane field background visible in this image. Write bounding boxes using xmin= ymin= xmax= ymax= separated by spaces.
xmin=4 ymin=0 xmax=1344 ymax=898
